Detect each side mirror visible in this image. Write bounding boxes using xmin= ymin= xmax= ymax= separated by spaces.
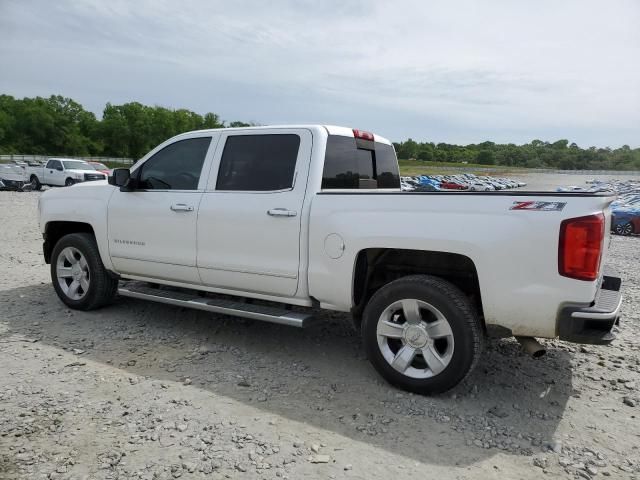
xmin=109 ymin=168 xmax=133 ymax=190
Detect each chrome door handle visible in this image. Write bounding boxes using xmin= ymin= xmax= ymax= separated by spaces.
xmin=267 ymin=208 xmax=297 ymax=217
xmin=170 ymin=203 xmax=194 ymax=212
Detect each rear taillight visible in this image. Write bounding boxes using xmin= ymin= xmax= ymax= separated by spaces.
xmin=352 ymin=129 xmax=374 ymax=141
xmin=558 ymin=213 xmax=605 ymax=281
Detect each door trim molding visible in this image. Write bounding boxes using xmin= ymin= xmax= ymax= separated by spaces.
xmin=198 ymin=264 xmax=298 ymax=279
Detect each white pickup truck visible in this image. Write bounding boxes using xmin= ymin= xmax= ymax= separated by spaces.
xmin=28 ymin=158 xmax=107 ymax=189
xmin=37 ymin=125 xmax=623 ymax=393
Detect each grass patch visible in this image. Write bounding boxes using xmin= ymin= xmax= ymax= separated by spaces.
xmin=398 ymin=159 xmax=530 ymax=177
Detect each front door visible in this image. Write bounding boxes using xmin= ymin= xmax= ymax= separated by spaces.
xmin=197 ymin=129 xmax=312 ymax=297
xmin=108 ymin=135 xmax=215 ymax=284
xmin=45 ymin=159 xmax=64 ymax=185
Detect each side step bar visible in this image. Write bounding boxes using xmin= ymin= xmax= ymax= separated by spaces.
xmin=118 ymin=282 xmax=315 ymax=328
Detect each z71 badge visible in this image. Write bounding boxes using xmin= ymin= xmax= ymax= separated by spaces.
xmin=510 ymin=201 xmax=566 ymax=211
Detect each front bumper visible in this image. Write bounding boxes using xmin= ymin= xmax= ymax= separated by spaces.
xmin=0 ymin=179 xmax=28 ymax=190
xmin=557 ymin=267 xmax=622 ymax=345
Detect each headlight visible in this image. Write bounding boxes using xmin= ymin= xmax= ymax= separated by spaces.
xmin=75 ymin=173 xmax=84 ymax=179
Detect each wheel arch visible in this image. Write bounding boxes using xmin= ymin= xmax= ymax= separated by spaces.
xmin=43 ymin=221 xmax=95 ymax=264
xmin=352 ymin=248 xmax=484 ymax=325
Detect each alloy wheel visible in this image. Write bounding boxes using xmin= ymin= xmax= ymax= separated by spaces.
xmin=56 ymin=246 xmax=90 ymax=300
xmin=376 ymin=299 xmax=455 ymax=379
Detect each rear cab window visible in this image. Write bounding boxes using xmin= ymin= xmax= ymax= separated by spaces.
xmin=322 ymin=134 xmax=400 ymax=190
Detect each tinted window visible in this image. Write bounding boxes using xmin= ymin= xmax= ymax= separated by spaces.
xmin=322 ymin=135 xmax=400 ymax=189
xmin=216 ymin=134 xmax=300 ymax=191
xmin=375 ymin=143 xmax=401 ymax=188
xmin=48 ymin=160 xmax=61 ymax=169
xmin=62 ymin=161 xmax=94 ymax=171
xmin=138 ymin=137 xmax=211 ymax=190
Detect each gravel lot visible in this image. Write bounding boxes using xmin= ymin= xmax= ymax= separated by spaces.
xmin=1 ymin=187 xmax=639 ymax=480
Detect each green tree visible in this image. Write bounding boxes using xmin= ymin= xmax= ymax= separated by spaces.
xmin=1 ymin=94 xmax=639 ymax=170
xmin=475 ymin=150 xmax=495 ymax=165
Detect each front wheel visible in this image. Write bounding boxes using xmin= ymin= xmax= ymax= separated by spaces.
xmin=65 ymin=178 xmax=75 ymax=187
xmin=51 ymin=233 xmax=118 ymax=310
xmin=362 ymin=275 xmax=483 ymax=394
xmin=30 ymin=175 xmax=42 ymax=191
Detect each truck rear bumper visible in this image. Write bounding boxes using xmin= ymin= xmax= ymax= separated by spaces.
xmin=557 ymin=267 xmax=622 ymax=345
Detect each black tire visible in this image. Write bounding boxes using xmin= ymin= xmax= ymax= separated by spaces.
xmin=51 ymin=233 xmax=118 ymax=310
xmin=65 ymin=178 xmax=75 ymax=187
xmin=30 ymin=175 xmax=42 ymax=191
xmin=362 ymin=274 xmax=483 ymax=395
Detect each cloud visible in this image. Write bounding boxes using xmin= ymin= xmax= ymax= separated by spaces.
xmin=0 ymin=0 xmax=638 ymax=146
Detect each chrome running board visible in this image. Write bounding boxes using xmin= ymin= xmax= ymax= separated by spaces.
xmin=118 ymin=281 xmax=314 ymax=328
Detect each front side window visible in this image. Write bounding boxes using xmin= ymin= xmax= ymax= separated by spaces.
xmin=48 ymin=160 xmax=62 ymax=170
xmin=216 ymin=134 xmax=300 ymax=191
xmin=138 ymin=137 xmax=211 ymax=190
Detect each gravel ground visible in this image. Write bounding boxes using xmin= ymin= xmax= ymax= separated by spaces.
xmin=1 ymin=189 xmax=638 ymax=480
xmin=508 ymin=173 xmax=640 ymax=191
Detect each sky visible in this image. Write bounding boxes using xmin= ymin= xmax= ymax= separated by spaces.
xmin=1 ymin=0 xmax=639 ymax=147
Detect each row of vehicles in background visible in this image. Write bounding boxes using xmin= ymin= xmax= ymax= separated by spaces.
xmin=610 ymin=186 xmax=640 ymax=236
xmin=557 ymin=179 xmax=640 ymax=236
xmin=0 ymin=158 xmax=111 ymax=191
xmin=401 ymin=173 xmax=526 ymax=192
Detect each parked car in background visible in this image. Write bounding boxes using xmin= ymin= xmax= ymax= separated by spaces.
xmin=612 ymin=207 xmax=640 ymax=236
xmin=440 ymin=180 xmax=468 ymax=190
xmin=88 ymin=161 xmax=111 ymax=175
xmin=0 ymin=163 xmax=31 ymax=191
xmin=27 ymin=158 xmax=107 ymax=189
xmin=468 ymin=180 xmax=494 ymax=191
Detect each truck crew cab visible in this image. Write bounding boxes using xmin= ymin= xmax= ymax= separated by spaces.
xmin=37 ymin=126 xmax=623 ymax=394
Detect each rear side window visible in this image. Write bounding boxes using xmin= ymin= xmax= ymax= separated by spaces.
xmin=375 ymin=143 xmax=402 ymax=188
xmin=138 ymin=137 xmax=211 ymax=190
xmin=216 ymin=134 xmax=300 ymax=191
xmin=322 ymin=135 xmax=400 ymax=189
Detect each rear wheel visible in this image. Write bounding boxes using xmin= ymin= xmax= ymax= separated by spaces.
xmin=614 ymin=222 xmax=633 ymax=236
xmin=30 ymin=175 xmax=42 ymax=191
xmin=51 ymin=233 xmax=118 ymax=310
xmin=362 ymin=275 xmax=482 ymax=394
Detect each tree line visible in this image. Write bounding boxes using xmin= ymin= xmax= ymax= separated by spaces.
xmin=0 ymin=94 xmax=638 ymax=170
xmin=0 ymin=94 xmax=251 ymax=159
xmin=393 ymin=138 xmax=640 ymax=171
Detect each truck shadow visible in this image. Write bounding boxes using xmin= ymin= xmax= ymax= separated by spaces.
xmin=1 ymin=283 xmax=575 ymax=467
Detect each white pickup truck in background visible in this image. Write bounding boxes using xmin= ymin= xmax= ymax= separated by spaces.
xmin=37 ymin=125 xmax=623 ymax=394
xmin=28 ymin=158 xmax=107 ymax=189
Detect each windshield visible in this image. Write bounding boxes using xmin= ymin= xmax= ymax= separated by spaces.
xmin=62 ymin=161 xmax=95 ymax=171
xmin=91 ymin=163 xmax=108 ymax=170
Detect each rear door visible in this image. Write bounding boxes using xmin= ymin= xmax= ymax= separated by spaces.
xmin=197 ymin=129 xmax=312 ymax=297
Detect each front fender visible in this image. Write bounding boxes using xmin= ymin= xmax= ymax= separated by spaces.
xmin=39 ymin=185 xmax=115 ymax=271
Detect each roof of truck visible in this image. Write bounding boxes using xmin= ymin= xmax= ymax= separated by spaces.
xmin=174 ymin=125 xmax=393 ymax=146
